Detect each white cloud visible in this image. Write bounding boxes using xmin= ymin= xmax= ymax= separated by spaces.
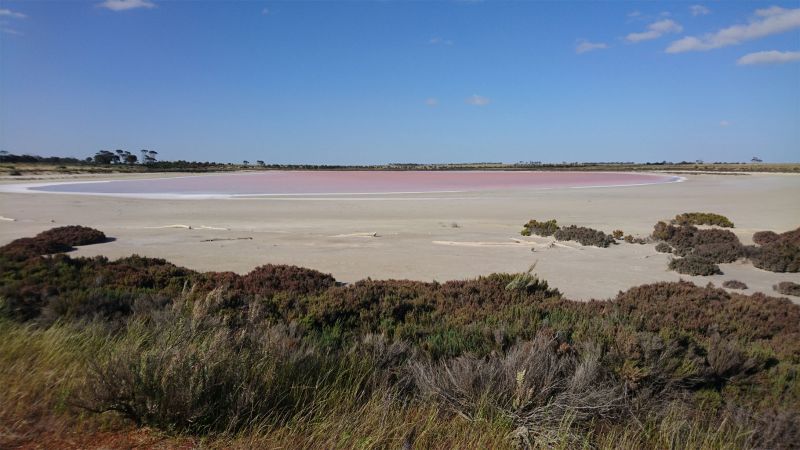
xmin=2 ymin=27 xmax=23 ymax=36
xmin=0 ymin=8 xmax=27 ymax=19
xmin=626 ymin=19 xmax=683 ymax=43
xmin=425 ymin=98 xmax=439 ymax=107
xmin=690 ymin=5 xmax=710 ymax=17
xmin=429 ymin=37 xmax=454 ymax=46
xmin=465 ymin=94 xmax=490 ymax=106
xmin=97 ymin=0 xmax=156 ymax=12
xmin=737 ymin=50 xmax=800 ymax=65
xmin=575 ymin=40 xmax=608 ymax=54
xmin=667 ymin=7 xmax=800 ymax=53
xmin=261 ymin=7 xmax=270 ymax=15
xmin=719 ymin=120 xmax=730 ymax=127
xmin=628 ymin=11 xmax=642 ymax=18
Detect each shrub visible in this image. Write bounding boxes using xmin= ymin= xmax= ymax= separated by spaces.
xmin=774 ymin=282 xmax=800 ymax=297
xmin=0 ymin=237 xmax=73 ymax=261
xmin=521 ymin=219 xmax=559 ymax=237
xmin=612 ymin=230 xmax=624 ymax=240
xmin=624 ymin=235 xmax=647 ymax=244
xmin=753 ymin=231 xmax=780 ymax=245
xmin=722 ymin=280 xmax=748 ymax=290
xmin=410 ymin=331 xmax=623 ymax=434
xmin=748 ymin=227 xmax=800 ymax=273
xmin=554 ymin=225 xmax=615 ymax=248
xmin=37 ymin=226 xmax=106 ymax=247
xmin=655 ymin=242 xmax=672 ymax=253
xmin=0 ymin=226 xmax=106 ymax=262
xmin=82 ymin=318 xmax=343 ymax=433
xmin=651 ymin=222 xmax=743 ymax=263
xmin=669 ymin=256 xmax=722 ymax=276
xmin=674 ymin=212 xmax=734 ymax=228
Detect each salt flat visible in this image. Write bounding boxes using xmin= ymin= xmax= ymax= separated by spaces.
xmin=1 ymin=171 xmax=798 ymax=301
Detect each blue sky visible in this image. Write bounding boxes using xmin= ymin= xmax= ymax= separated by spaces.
xmin=1 ymin=1 xmax=798 ymax=164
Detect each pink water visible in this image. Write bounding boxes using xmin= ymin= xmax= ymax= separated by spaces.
xmin=30 ymin=171 xmax=680 ymax=196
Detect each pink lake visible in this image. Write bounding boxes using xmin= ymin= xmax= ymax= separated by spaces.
xmin=28 ymin=171 xmax=681 ymax=197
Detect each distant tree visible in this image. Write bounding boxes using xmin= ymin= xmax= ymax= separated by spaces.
xmin=0 ymin=150 xmax=8 ymax=156
xmin=147 ymin=150 xmax=158 ymax=162
xmin=124 ymin=153 xmax=138 ymax=164
xmin=243 ymin=160 xmax=250 ymax=166
xmin=256 ymin=160 xmax=265 ymax=167
xmin=93 ymin=150 xmax=118 ymax=164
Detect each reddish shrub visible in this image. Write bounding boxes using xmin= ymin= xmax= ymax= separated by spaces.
xmin=669 ymin=256 xmax=722 ymax=276
xmin=774 ymin=282 xmax=800 ymax=297
xmin=37 ymin=226 xmax=106 ymax=246
xmin=0 ymin=237 xmax=73 ymax=261
xmin=722 ymin=280 xmax=748 ymax=290
xmin=0 ymin=226 xmax=107 ymax=262
xmin=748 ymin=227 xmax=800 ymax=273
xmin=753 ymin=231 xmax=780 ymax=245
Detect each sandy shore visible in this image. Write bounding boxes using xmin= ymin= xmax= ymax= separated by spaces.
xmin=1 ymin=171 xmax=799 ymax=301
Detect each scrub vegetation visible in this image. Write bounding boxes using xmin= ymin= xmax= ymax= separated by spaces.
xmin=673 ymin=212 xmax=735 ymax=228
xmin=2 ymin=227 xmax=800 ymax=448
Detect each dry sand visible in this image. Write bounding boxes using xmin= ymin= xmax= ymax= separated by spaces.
xmin=1 ymin=171 xmax=799 ymax=302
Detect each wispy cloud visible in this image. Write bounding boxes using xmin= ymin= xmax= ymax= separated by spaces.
xmin=737 ymin=50 xmax=800 ymax=65
xmin=575 ymin=40 xmax=608 ymax=54
xmin=425 ymin=98 xmax=439 ymax=107
xmin=465 ymin=94 xmax=490 ymax=106
xmin=690 ymin=5 xmax=710 ymax=17
xmin=667 ymin=6 xmax=800 ymax=53
xmin=626 ymin=19 xmax=683 ymax=43
xmin=2 ymin=27 xmax=23 ymax=36
xmin=429 ymin=37 xmax=454 ymax=46
xmin=719 ymin=120 xmax=730 ymax=127
xmin=97 ymin=0 xmax=156 ymax=12
xmin=261 ymin=7 xmax=270 ymax=15
xmin=0 ymin=8 xmax=27 ymax=19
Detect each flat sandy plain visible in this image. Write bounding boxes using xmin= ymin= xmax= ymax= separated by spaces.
xmin=1 ymin=171 xmax=799 ymax=302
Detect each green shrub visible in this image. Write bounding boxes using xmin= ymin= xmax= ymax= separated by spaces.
xmin=669 ymin=256 xmax=722 ymax=276
xmin=624 ymin=234 xmax=647 ymax=244
xmin=554 ymin=225 xmax=615 ymax=248
xmin=521 ymin=219 xmax=559 ymax=237
xmin=652 ymin=222 xmax=743 ymax=263
xmin=673 ymin=212 xmax=734 ymax=228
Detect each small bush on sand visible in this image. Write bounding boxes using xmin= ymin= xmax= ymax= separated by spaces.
xmin=669 ymin=256 xmax=722 ymax=276
xmin=0 ymin=226 xmax=106 ymax=261
xmin=774 ymin=282 xmax=800 ymax=297
xmin=722 ymin=280 xmax=748 ymax=290
xmin=673 ymin=212 xmax=734 ymax=228
xmin=753 ymin=231 xmax=780 ymax=245
xmin=652 ymin=222 xmax=743 ymax=263
xmin=748 ymin=227 xmax=800 ymax=273
xmin=554 ymin=225 xmax=616 ymax=248
xmin=624 ymin=234 xmax=647 ymax=244
xmin=655 ymin=242 xmax=672 ymax=253
xmin=612 ymin=230 xmax=624 ymax=240
xmin=37 ymin=226 xmax=106 ymax=247
xmin=521 ymin=219 xmax=559 ymax=237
